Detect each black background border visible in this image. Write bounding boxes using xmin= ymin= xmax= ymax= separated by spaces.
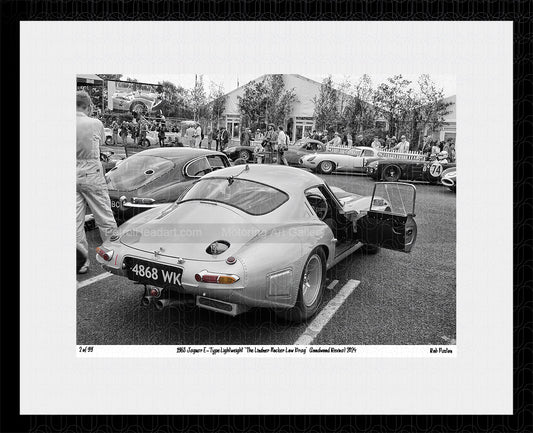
xmin=1 ymin=1 xmax=530 ymax=432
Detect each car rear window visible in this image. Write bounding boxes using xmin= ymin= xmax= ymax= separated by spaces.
xmin=180 ymin=178 xmax=288 ymax=215
xmin=106 ymin=154 xmax=175 ymax=191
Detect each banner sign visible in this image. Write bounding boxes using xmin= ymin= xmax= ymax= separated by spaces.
xmin=107 ymin=80 xmax=163 ymax=113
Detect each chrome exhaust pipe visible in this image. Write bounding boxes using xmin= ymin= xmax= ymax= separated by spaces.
xmin=141 ymin=296 xmax=153 ymax=307
xmin=154 ymin=297 xmax=195 ymax=311
xmin=154 ymin=299 xmax=169 ymax=311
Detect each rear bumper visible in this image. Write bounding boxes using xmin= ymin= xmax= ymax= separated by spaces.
xmin=99 ymin=253 xmax=295 ymax=309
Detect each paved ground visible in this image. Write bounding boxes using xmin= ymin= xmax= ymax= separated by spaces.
xmin=77 ymin=171 xmax=456 ymax=346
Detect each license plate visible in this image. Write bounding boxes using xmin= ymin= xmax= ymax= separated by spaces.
xmin=110 ymin=199 xmax=121 ymax=210
xmin=126 ymin=258 xmax=183 ymax=287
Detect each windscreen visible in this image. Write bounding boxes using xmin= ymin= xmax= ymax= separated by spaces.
xmin=106 ymin=155 xmax=174 ymax=191
xmin=181 ymin=178 xmax=288 ymax=215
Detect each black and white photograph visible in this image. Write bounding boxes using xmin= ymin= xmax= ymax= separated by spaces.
xmin=76 ymin=72 xmax=456 ymax=347
xmin=18 ymin=19 xmax=514 ymax=417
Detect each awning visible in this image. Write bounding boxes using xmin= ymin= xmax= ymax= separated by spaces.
xmin=77 ymin=74 xmax=104 ymax=85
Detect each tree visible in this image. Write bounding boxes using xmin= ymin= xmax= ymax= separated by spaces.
xmin=191 ymin=74 xmax=207 ymax=121
xmin=237 ymin=75 xmax=297 ymax=129
xmin=264 ymin=75 xmax=297 ymax=127
xmin=373 ymin=74 xmax=415 ymax=137
xmin=313 ymin=76 xmax=339 ymax=132
xmin=208 ymin=81 xmax=227 ymax=126
xmin=157 ymin=80 xmax=192 ymax=118
xmin=413 ymin=74 xmax=453 ymax=149
xmin=237 ymin=79 xmax=269 ymax=126
xmin=343 ymin=74 xmax=376 ymax=133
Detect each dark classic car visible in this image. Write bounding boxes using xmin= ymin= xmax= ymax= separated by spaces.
xmin=366 ymin=156 xmax=455 ymax=183
xmin=284 ymin=139 xmax=327 ymax=165
xmin=222 ymin=144 xmax=257 ymax=162
xmin=105 ymin=147 xmax=231 ymax=222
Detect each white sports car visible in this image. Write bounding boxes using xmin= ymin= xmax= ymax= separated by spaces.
xmin=95 ymin=165 xmax=417 ymax=322
xmin=299 ymin=146 xmax=381 ymax=174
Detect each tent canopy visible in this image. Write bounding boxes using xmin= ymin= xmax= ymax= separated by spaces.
xmin=77 ymin=74 xmax=104 ymax=85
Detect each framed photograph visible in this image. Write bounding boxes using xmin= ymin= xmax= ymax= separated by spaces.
xmin=4 ymin=2 xmax=528 ymax=432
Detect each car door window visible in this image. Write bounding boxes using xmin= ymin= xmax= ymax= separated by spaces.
xmin=207 ymin=155 xmax=228 ymax=171
xmin=185 ymin=157 xmax=212 ymax=178
xmin=362 ymin=149 xmax=374 ymax=157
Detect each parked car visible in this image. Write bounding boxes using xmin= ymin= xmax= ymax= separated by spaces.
xmin=440 ymin=167 xmax=456 ymax=192
xmin=222 ymin=144 xmax=257 ymax=162
xmin=299 ymin=146 xmax=381 ymax=174
xmin=105 ymin=147 xmax=231 ymax=223
xmin=284 ymin=139 xmax=328 ymax=165
xmin=366 ymin=157 xmax=456 ymax=183
xmin=96 ymin=165 xmax=418 ymax=322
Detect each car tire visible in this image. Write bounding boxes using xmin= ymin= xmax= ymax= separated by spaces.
xmin=140 ymin=139 xmax=150 ymax=148
xmin=276 ymin=248 xmax=326 ymax=323
xmin=318 ymin=160 xmax=335 ymax=174
xmin=382 ymin=164 xmax=401 ymax=182
xmin=105 ymin=136 xmax=113 ymax=146
xmin=239 ymin=150 xmax=252 ymax=162
xmin=130 ymin=102 xmax=147 ymax=114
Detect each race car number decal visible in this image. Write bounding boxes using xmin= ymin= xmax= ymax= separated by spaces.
xmin=429 ymin=163 xmax=443 ymax=177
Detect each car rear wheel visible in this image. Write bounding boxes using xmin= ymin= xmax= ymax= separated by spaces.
xmin=105 ymin=136 xmax=113 ymax=145
xmin=382 ymin=164 xmax=401 ymax=182
xmin=318 ymin=160 xmax=335 ymax=174
xmin=239 ymin=149 xmax=252 ymax=162
xmin=276 ymin=248 xmax=326 ymax=322
xmin=140 ymin=138 xmax=150 ymax=148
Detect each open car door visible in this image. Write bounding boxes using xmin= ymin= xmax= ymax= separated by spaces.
xmin=356 ymin=182 xmax=417 ymax=253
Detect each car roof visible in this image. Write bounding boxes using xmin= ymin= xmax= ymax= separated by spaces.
xmin=133 ymin=147 xmax=224 ymax=161
xmin=201 ymin=164 xmax=324 ymax=194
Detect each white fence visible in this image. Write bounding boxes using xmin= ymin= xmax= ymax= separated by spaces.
xmin=376 ymin=149 xmax=426 ymax=161
xmin=325 ymin=145 xmax=425 ymax=161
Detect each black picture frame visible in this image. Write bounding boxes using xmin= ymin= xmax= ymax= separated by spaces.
xmin=1 ymin=1 xmax=530 ymax=432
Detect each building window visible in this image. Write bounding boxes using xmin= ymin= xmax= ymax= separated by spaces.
xmin=226 ymin=118 xmax=240 ymax=139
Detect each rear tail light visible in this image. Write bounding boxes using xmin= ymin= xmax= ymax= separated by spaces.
xmin=96 ymin=246 xmax=114 ymax=261
xmin=194 ymin=271 xmax=240 ymax=284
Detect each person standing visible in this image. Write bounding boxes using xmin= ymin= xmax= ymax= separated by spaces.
xmin=220 ymin=126 xmax=229 ymax=151
xmin=111 ymin=118 xmax=119 ymax=146
xmin=186 ymin=124 xmax=195 ymax=147
xmin=213 ymin=128 xmax=220 ymax=151
xmin=194 ymin=123 xmax=202 ymax=148
xmin=207 ymin=127 xmax=213 ymax=150
xmin=119 ymin=121 xmax=129 ymax=147
xmin=139 ymin=120 xmax=148 ymax=146
xmin=76 ymin=91 xmax=117 ymax=274
xmin=394 ymin=135 xmax=410 ymax=153
xmin=371 ymin=136 xmax=382 ymax=150
xmin=241 ymin=128 xmax=252 ymax=146
xmin=327 ymin=131 xmax=342 ymax=149
xmin=276 ymin=126 xmax=289 ymax=165
xmin=158 ymin=123 xmax=166 ymax=147
xmin=262 ymin=124 xmax=278 ymax=163
xmin=131 ymin=121 xmax=138 ymax=146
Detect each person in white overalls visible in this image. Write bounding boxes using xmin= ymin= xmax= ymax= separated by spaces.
xmin=76 ymin=91 xmax=118 ymax=274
